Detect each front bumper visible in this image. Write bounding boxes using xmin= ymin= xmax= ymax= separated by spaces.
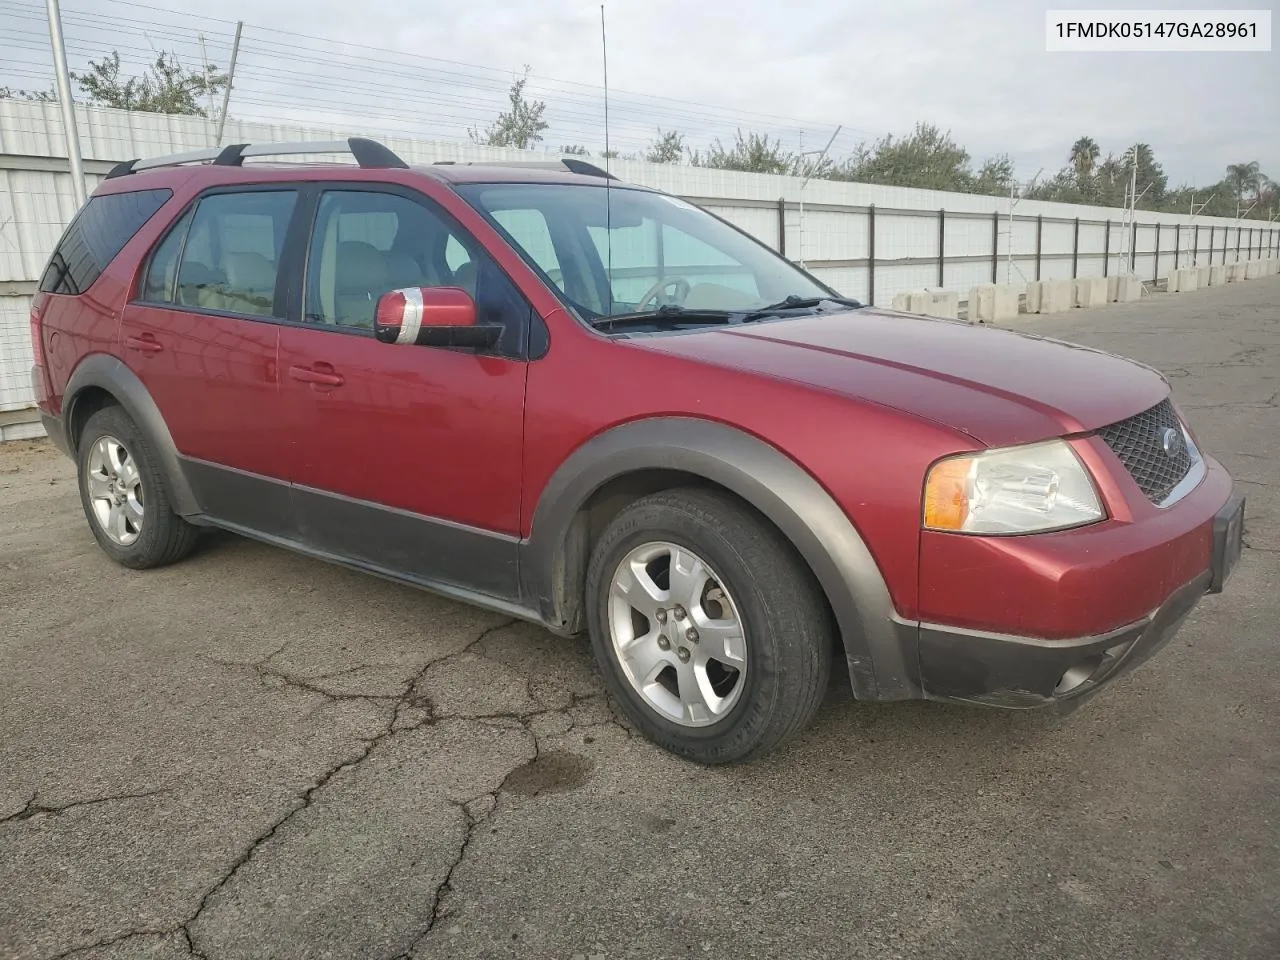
xmin=914 ymin=488 xmax=1245 ymax=708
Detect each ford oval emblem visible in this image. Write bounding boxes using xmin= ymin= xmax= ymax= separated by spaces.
xmin=1161 ymin=427 xmax=1183 ymax=457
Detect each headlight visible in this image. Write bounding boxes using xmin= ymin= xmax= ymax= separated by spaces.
xmin=923 ymin=439 xmax=1105 ymax=535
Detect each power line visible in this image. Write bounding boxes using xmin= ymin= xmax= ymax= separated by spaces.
xmin=1 ymin=35 xmax=780 ymax=151
xmin=0 ymin=10 xmax=835 ymax=145
xmin=0 ymin=0 xmax=878 ymax=142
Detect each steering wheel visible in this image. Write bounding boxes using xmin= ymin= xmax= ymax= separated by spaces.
xmin=635 ymin=277 xmax=692 ymax=312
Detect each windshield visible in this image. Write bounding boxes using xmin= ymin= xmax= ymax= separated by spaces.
xmin=454 ymin=182 xmax=835 ymax=323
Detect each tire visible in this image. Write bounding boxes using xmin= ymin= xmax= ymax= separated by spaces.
xmin=585 ymin=488 xmax=832 ymax=764
xmin=76 ymin=405 xmax=199 ymax=570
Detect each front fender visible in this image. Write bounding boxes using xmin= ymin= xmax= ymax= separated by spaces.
xmin=63 ymin=353 xmax=200 ymax=516
xmin=521 ymin=417 xmax=919 ymax=701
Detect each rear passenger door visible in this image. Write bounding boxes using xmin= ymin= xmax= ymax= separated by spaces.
xmin=277 ymin=185 xmax=533 ymax=602
xmin=122 ymin=187 xmax=302 ymax=536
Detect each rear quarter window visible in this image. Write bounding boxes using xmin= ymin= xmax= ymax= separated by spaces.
xmin=38 ymin=188 xmax=173 ymax=295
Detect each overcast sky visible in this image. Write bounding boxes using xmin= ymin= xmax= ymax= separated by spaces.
xmin=3 ymin=0 xmax=1277 ymax=187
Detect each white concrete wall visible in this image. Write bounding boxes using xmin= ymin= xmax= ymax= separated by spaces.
xmin=2 ymin=99 xmax=1279 ymax=415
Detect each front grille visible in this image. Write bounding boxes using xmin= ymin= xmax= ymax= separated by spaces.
xmin=1097 ymin=398 xmax=1194 ymax=504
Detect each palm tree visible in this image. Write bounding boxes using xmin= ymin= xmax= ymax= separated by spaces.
xmin=1226 ymin=161 xmax=1262 ymax=205
xmin=1069 ymin=136 xmax=1100 ymax=182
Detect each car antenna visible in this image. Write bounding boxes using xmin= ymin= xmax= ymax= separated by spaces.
xmin=601 ymin=3 xmax=614 ymax=314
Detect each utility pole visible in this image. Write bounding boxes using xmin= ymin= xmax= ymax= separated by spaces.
xmin=1006 ymin=168 xmax=1042 ymax=284
xmin=214 ymin=21 xmax=243 ymax=146
xmin=1127 ymin=151 xmax=1138 ymax=274
xmin=796 ymin=125 xmax=841 ymax=269
xmin=1189 ymin=192 xmax=1215 ymax=267
xmin=45 ymin=0 xmax=87 ymax=209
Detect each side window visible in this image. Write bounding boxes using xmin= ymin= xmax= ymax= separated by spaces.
xmin=305 ymin=190 xmax=479 ymax=329
xmin=141 ymin=208 xmax=193 ymax=303
xmin=172 ymin=191 xmax=298 ymax=318
xmin=444 ymin=235 xmax=472 ymax=273
xmin=39 ymin=188 xmax=173 ymax=295
xmin=304 ymin=189 xmax=533 ymax=356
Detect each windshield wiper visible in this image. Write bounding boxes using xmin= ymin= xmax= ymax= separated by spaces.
xmin=589 ymin=305 xmax=737 ymax=330
xmin=589 ymin=295 xmax=863 ymax=331
xmin=744 ymin=294 xmax=863 ymax=318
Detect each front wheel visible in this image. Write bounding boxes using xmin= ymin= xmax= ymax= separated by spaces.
xmin=585 ymin=489 xmax=832 ymax=764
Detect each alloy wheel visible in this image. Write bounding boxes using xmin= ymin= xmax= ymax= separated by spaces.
xmin=607 ymin=541 xmax=748 ymax=727
xmin=85 ymin=435 xmax=144 ymax=546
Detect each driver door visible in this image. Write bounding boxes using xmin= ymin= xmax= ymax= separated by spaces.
xmin=279 ymin=185 xmax=534 ymax=602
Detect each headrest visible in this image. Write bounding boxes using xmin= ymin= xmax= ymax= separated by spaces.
xmin=223 ymin=252 xmax=276 ymax=291
xmin=334 ymin=241 xmax=388 ymax=292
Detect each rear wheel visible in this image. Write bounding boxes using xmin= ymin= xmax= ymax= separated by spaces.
xmin=586 ymin=488 xmax=832 ymax=764
xmin=76 ymin=405 xmax=199 ymax=569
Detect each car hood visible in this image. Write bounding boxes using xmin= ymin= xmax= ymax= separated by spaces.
xmin=628 ymin=308 xmax=1169 ymax=447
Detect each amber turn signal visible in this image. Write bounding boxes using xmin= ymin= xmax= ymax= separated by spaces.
xmin=923 ymin=457 xmax=974 ymax=531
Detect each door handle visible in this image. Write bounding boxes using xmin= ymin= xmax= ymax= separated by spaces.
xmin=125 ymin=334 xmax=163 ymax=354
xmin=288 ymin=364 xmax=345 ymax=387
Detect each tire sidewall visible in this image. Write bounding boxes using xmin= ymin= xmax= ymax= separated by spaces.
xmin=77 ymin=407 xmax=164 ymax=566
xmin=587 ymin=505 xmax=788 ymax=761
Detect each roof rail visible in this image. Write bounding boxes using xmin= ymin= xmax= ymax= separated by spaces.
xmin=103 ymin=137 xmax=409 ymax=179
xmin=432 ymin=158 xmax=619 ymax=180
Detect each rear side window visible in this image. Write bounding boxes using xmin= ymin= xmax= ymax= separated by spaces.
xmin=141 ymin=190 xmax=298 ymax=319
xmin=38 ymin=188 xmax=173 ymax=295
xmin=141 ymin=208 xmax=193 ymax=303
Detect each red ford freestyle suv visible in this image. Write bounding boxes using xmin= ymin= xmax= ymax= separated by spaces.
xmin=30 ymin=138 xmax=1244 ymax=763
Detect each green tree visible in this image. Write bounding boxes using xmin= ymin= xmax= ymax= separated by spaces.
xmin=645 ymin=129 xmax=686 ymax=164
xmin=1091 ymin=152 xmax=1129 ymax=207
xmin=971 ymin=155 xmax=1016 ymax=197
xmin=1025 ymin=168 xmax=1086 ymax=204
xmin=1225 ymin=161 xmax=1262 ymax=206
xmin=0 ymin=86 xmax=56 ymax=102
xmin=468 ymin=65 xmax=548 ymax=149
xmin=835 ymin=123 xmax=972 ymax=191
xmin=1256 ymin=178 xmax=1278 ymax=219
xmin=72 ymin=50 xmax=226 ymax=116
xmin=1124 ymin=143 xmax=1168 ymax=207
xmin=559 ymin=144 xmax=590 ymax=155
xmin=696 ymin=129 xmax=797 ymax=175
xmin=1069 ymin=136 xmax=1100 ymax=182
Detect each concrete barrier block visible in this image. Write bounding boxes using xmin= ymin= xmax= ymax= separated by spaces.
xmin=915 ymin=289 xmax=959 ymax=319
xmin=890 ymin=289 xmax=959 ymax=319
xmin=1168 ymin=267 xmax=1199 ymax=293
xmin=1227 ymin=262 xmax=1247 ymax=282
xmin=1196 ymin=265 xmax=1211 ymax=287
xmin=1245 ymin=260 xmax=1264 ymax=279
xmin=1074 ymin=277 xmax=1108 ymax=308
xmin=1108 ymin=276 xmax=1143 ymax=302
xmin=1207 ymin=265 xmax=1227 ymax=286
xmin=967 ymin=283 xmax=1019 ymax=323
xmin=1026 ymin=280 xmax=1075 ymax=314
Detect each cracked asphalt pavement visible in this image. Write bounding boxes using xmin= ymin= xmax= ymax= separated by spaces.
xmin=2 ymin=275 xmax=1278 ymax=960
